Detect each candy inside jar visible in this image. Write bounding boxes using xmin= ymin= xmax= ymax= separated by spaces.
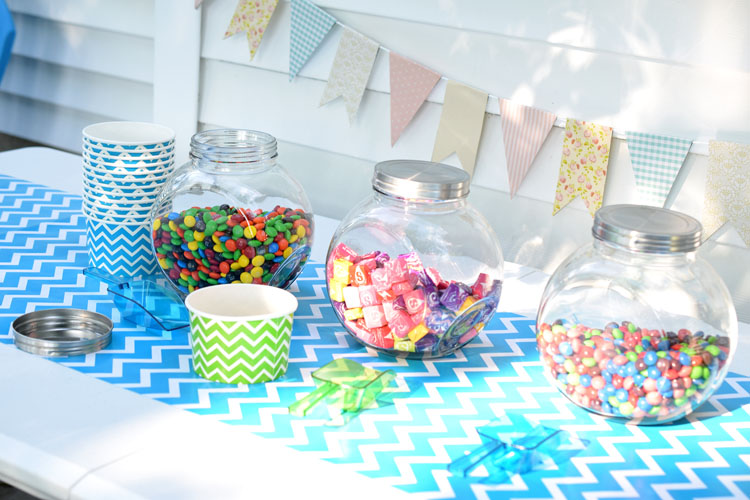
xmin=153 ymin=204 xmax=312 ymax=294
xmin=149 ymin=129 xmax=314 ymax=296
xmin=537 ymin=319 xmax=731 ymax=421
xmin=536 ymin=205 xmax=738 ymax=424
xmin=326 ymin=160 xmax=504 ymax=358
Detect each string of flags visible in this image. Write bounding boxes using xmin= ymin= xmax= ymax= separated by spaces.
xmin=206 ymin=0 xmax=749 ymax=246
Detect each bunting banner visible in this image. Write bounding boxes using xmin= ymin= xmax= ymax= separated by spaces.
xmin=702 ymin=140 xmax=750 ymax=246
xmin=553 ymin=119 xmax=613 ymax=217
xmin=289 ymin=0 xmax=336 ymax=80
xmin=431 ymin=81 xmax=488 ymax=178
xmin=498 ymin=98 xmax=556 ymax=198
xmin=627 ymin=131 xmax=692 ymax=207
xmin=224 ymin=0 xmax=279 ymax=60
xmin=389 ymin=53 xmax=441 ymax=146
xmin=319 ymin=27 xmax=379 ymax=124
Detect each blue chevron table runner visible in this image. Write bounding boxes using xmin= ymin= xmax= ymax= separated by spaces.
xmin=1 ymin=175 xmax=748 ymax=499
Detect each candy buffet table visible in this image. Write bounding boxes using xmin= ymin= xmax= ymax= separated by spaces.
xmin=0 ymin=147 xmax=748 ymax=500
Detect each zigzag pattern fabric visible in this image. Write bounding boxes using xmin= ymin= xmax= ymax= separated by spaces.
xmin=1 ymin=175 xmax=749 ymax=499
xmin=189 ymin=314 xmax=292 ymax=384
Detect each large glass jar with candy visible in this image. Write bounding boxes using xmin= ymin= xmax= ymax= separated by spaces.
xmin=150 ymin=129 xmax=313 ymax=296
xmin=327 ymin=160 xmax=504 ymax=358
xmin=537 ymin=205 xmax=737 ymax=424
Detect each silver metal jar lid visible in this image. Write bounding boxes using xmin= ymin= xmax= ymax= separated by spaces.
xmin=592 ymin=204 xmax=702 ymax=253
xmin=12 ymin=308 xmax=113 ymax=357
xmin=372 ymin=160 xmax=470 ymax=201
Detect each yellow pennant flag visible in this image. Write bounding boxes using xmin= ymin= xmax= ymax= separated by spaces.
xmin=224 ymin=0 xmax=279 ymax=60
xmin=431 ymin=81 xmax=487 ymax=178
xmin=702 ymin=140 xmax=750 ymax=246
xmin=553 ymin=119 xmax=613 ymax=217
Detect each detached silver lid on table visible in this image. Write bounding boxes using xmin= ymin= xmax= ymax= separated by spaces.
xmin=12 ymin=308 xmax=113 ymax=356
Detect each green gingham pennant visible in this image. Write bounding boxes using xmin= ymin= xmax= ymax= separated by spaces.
xmin=627 ymin=131 xmax=692 ymax=207
xmin=289 ymin=0 xmax=336 ymax=80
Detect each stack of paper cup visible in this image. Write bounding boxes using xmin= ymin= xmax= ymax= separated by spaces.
xmin=82 ymin=121 xmax=176 ymax=278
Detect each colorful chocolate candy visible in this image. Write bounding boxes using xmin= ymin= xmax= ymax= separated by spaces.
xmin=537 ymin=320 xmax=731 ymax=421
xmin=327 ymin=243 xmax=501 ymax=356
xmin=153 ymin=205 xmax=312 ymax=294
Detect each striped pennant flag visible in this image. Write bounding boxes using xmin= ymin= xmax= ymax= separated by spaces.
xmin=289 ymin=0 xmax=336 ymax=80
xmin=627 ymin=131 xmax=692 ymax=207
xmin=498 ymin=99 xmax=556 ymax=198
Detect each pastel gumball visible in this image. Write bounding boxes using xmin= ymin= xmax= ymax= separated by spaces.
xmin=391 ymin=280 xmax=413 ymax=296
xmin=362 ymin=304 xmax=387 ymax=328
xmin=370 ymin=267 xmax=391 ymax=291
xmin=389 ymin=310 xmax=415 ymax=338
xmin=350 ymin=264 xmax=371 ymax=286
xmin=358 ymin=285 xmax=380 ymax=306
xmin=403 ymin=289 xmax=426 ymax=315
xmin=343 ymin=286 xmax=362 ymax=309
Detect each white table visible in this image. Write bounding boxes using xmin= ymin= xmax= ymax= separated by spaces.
xmin=0 ymin=147 xmax=747 ymax=500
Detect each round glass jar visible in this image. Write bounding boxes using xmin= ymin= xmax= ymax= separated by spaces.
xmin=326 ymin=160 xmax=504 ymax=358
xmin=536 ymin=205 xmax=737 ymax=424
xmin=150 ymin=129 xmax=313 ymax=296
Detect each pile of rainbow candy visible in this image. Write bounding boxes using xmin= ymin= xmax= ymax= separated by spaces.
xmin=327 ymin=243 xmax=501 ymax=355
xmin=537 ymin=319 xmax=731 ymax=422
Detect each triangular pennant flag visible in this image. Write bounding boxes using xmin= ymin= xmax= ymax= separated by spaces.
xmin=498 ymin=98 xmax=556 ymax=198
xmin=289 ymin=0 xmax=336 ymax=80
xmin=431 ymin=81 xmax=488 ymax=178
xmin=702 ymin=140 xmax=750 ymax=246
xmin=626 ymin=131 xmax=692 ymax=207
xmin=224 ymin=0 xmax=279 ymax=60
xmin=553 ymin=119 xmax=613 ymax=217
xmin=389 ymin=53 xmax=441 ymax=146
xmin=319 ymin=27 xmax=379 ymax=124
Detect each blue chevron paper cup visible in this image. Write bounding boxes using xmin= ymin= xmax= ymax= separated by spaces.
xmin=184 ymin=284 xmax=298 ymax=385
xmin=86 ymin=218 xmax=157 ymax=278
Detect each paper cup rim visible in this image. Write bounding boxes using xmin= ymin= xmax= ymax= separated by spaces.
xmin=185 ymin=284 xmax=299 ymax=323
xmin=83 ymin=121 xmax=175 ymax=145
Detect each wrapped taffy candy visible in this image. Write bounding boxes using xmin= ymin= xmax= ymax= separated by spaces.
xmin=327 ymin=243 xmax=501 ymax=357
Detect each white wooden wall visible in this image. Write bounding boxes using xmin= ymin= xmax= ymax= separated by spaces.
xmin=1 ymin=0 xmax=749 ymax=320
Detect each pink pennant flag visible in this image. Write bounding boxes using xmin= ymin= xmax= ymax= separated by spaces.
xmin=389 ymin=53 xmax=441 ymax=146
xmin=498 ymin=98 xmax=556 ymax=198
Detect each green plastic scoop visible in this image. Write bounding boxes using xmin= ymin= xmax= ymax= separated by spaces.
xmin=289 ymin=358 xmax=396 ymax=417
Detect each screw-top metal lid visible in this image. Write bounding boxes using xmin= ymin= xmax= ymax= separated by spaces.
xmin=592 ymin=204 xmax=702 ymax=253
xmin=372 ymin=160 xmax=470 ymax=201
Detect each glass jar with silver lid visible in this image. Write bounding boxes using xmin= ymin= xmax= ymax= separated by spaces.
xmin=536 ymin=205 xmax=737 ymax=424
xmin=326 ymin=160 xmax=504 ymax=358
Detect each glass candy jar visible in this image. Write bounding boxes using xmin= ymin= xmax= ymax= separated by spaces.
xmin=327 ymin=160 xmax=504 ymax=358
xmin=536 ymin=205 xmax=737 ymax=424
xmin=150 ymin=129 xmax=313 ymax=296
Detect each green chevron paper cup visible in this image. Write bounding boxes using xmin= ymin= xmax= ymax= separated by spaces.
xmin=184 ymin=284 xmax=298 ymax=384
